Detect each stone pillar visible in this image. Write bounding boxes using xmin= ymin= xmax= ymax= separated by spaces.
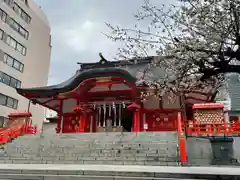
xmin=210 ymin=137 xmax=238 ymax=165
xmin=187 ymin=137 xmax=212 ymax=166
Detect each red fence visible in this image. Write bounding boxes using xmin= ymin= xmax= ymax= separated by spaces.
xmin=0 ymin=116 xmax=37 ymax=145
xmin=185 ymin=121 xmax=240 ymax=136
xmin=0 ymin=119 xmax=25 ymax=145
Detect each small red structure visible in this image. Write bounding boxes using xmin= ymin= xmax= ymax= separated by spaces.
xmin=186 ymin=103 xmax=240 ymax=135
xmin=0 ymin=112 xmax=36 ymax=145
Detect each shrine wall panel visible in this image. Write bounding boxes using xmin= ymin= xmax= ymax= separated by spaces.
xmin=162 ymin=92 xmax=181 ymax=109
xmin=62 ymin=99 xmax=77 ymax=113
xmin=143 ymin=95 xmax=160 ymax=109
xmin=143 ymin=112 xmax=177 ymax=131
xmin=62 ymin=113 xmax=80 ymax=133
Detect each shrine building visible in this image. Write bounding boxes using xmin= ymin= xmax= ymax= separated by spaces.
xmin=15 ymin=56 xmax=218 ymax=133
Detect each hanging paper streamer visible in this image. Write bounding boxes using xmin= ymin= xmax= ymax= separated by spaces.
xmin=122 ymin=101 xmax=126 ymax=108
xmin=113 ymin=102 xmax=116 ymax=126
xmin=119 ymin=104 xmax=122 ymax=127
xmin=103 ymin=104 xmax=106 ymax=127
xmin=98 ymin=105 xmax=101 ymax=127
xmin=108 ymin=104 xmax=111 ymax=117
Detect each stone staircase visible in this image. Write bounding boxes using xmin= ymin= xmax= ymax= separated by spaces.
xmin=0 ymin=132 xmax=180 ymax=166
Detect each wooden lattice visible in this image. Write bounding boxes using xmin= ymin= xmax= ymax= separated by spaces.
xmin=193 ymin=109 xmax=223 ymax=124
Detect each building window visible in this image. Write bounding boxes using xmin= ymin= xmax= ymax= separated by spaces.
xmin=5 ymin=35 xmax=27 ymax=55
xmin=0 ymin=94 xmax=6 ymax=106
xmin=2 ymin=53 xmax=24 ymax=72
xmin=7 ymin=16 xmax=29 ymax=40
xmin=2 ymin=73 xmax=11 ymax=86
xmin=20 ymin=0 xmax=28 ymax=6
xmin=3 ymin=0 xmax=13 ymax=6
xmin=0 ymin=29 xmax=3 ymax=40
xmin=0 ymin=8 xmax=29 ymax=40
xmin=0 ymin=8 xmax=7 ymax=22
xmin=0 ymin=71 xmax=21 ymax=88
xmin=49 ymin=35 xmax=52 ymax=47
xmin=6 ymin=36 xmax=17 ymax=48
xmin=12 ymin=2 xmax=31 ymax=24
xmin=0 ymin=93 xmax=18 ymax=109
xmin=0 ymin=116 xmax=7 ymax=127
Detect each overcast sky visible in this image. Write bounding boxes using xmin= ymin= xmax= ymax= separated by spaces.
xmin=34 ymin=0 xmax=174 ymax=85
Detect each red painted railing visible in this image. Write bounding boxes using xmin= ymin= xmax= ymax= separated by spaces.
xmin=25 ymin=126 xmax=37 ymax=134
xmin=185 ymin=121 xmax=240 ymax=136
xmin=177 ymin=112 xmax=187 ymax=163
xmin=0 ymin=119 xmax=25 ymax=145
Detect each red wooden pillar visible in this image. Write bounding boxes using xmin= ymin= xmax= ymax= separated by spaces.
xmin=79 ymin=112 xmax=86 ymax=133
xmin=133 ymin=109 xmax=140 ymax=132
xmin=56 ymin=100 xmax=63 ymax=133
xmin=128 ymin=103 xmax=141 ymax=132
xmin=177 ymin=112 xmax=187 ymax=163
xmin=85 ymin=113 xmax=90 ymax=132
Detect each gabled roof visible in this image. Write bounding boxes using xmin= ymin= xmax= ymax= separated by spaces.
xmin=16 ymin=68 xmax=137 ymax=98
xmin=16 ymin=56 xmax=217 ymax=112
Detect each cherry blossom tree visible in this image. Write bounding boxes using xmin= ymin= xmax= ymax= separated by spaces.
xmin=105 ymin=0 xmax=240 ymax=94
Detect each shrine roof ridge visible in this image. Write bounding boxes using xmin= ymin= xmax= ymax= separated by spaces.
xmin=79 ymin=56 xmax=154 ymax=71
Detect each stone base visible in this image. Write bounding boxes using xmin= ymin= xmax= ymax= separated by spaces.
xmin=96 ymin=126 xmax=122 ymax=132
xmin=210 ymin=137 xmax=239 ymax=165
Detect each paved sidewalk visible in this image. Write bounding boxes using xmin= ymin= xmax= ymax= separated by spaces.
xmin=0 ymin=164 xmax=240 ymax=175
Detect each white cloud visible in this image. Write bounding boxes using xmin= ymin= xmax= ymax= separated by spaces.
xmin=53 ymin=20 xmax=101 ymax=52
xmin=48 ymin=76 xmax=61 ymax=85
xmin=52 ymin=20 xmax=119 ymax=62
xmin=64 ymin=20 xmax=96 ymax=52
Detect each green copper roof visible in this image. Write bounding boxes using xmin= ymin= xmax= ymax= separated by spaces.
xmin=227 ymin=74 xmax=240 ymax=111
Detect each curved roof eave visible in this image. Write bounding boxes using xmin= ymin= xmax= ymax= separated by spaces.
xmin=16 ymin=68 xmax=137 ymax=97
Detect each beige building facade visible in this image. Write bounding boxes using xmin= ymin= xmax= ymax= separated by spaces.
xmin=0 ymin=0 xmax=51 ymax=128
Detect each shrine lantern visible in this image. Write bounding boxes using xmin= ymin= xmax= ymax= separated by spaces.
xmin=192 ymin=103 xmax=224 ymax=124
xmin=72 ymin=105 xmax=84 ymax=113
xmin=127 ymin=103 xmax=140 ymax=111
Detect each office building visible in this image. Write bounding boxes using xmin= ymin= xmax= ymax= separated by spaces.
xmin=0 ymin=0 xmax=51 ymax=128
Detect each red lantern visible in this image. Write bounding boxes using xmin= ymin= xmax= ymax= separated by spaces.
xmin=72 ymin=106 xmax=83 ymax=113
xmin=127 ymin=103 xmax=140 ymax=111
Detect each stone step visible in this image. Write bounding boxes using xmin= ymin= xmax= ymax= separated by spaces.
xmin=1 ymin=132 xmax=179 ymax=165
xmin=3 ymin=152 xmax=178 ymax=158
xmin=5 ymin=145 xmax=178 ymax=150
xmin=0 ymin=160 xmax=180 ymax=167
xmin=2 ymin=149 xmax=178 ymax=156
xmin=4 ymin=155 xmax=178 ymax=161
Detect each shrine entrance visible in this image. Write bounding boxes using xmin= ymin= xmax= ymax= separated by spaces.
xmin=96 ymin=103 xmax=134 ymax=132
xmin=121 ymin=108 xmax=133 ymax=132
